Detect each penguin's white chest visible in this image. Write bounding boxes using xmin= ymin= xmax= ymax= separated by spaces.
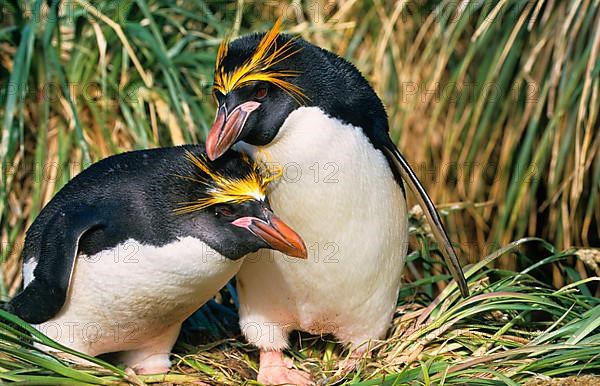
xmin=26 ymin=237 xmax=241 ymax=355
xmin=237 ymin=107 xmax=408 ymax=348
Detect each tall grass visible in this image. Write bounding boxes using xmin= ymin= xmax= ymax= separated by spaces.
xmin=0 ymin=1 xmax=598 ymax=296
xmin=372 ymin=0 xmax=600 ymax=271
xmin=0 ymin=1 xmax=599 ymax=384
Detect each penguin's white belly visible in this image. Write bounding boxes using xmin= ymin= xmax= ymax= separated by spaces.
xmin=237 ymin=107 xmax=408 ymax=349
xmin=27 ymin=237 xmax=241 ymax=356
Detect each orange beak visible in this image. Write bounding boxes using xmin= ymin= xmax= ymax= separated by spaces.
xmin=232 ymin=214 xmax=307 ymax=259
xmin=206 ymin=101 xmax=261 ymax=161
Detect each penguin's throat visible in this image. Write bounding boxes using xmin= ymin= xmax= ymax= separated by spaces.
xmin=240 ymin=106 xmax=341 ymax=167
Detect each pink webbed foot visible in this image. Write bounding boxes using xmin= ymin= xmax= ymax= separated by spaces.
xmin=257 ymin=350 xmax=313 ymax=386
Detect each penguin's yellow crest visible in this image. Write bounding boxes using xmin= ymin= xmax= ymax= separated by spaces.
xmin=213 ymin=19 xmax=306 ymax=104
xmin=174 ymin=151 xmax=280 ymax=214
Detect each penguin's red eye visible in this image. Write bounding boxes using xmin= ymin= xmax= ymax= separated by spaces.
xmin=255 ymin=87 xmax=268 ymax=100
xmin=215 ymin=206 xmax=234 ymax=217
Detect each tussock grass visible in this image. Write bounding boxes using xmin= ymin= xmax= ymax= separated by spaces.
xmin=0 ymin=1 xmax=599 ymax=384
xmin=1 ymin=237 xmax=599 ymax=385
xmin=1 ymin=1 xmax=598 ymax=292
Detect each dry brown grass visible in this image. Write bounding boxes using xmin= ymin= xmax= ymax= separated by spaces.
xmin=0 ymin=2 xmax=599 ymax=384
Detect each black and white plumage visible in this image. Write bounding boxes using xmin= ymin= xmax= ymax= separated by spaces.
xmin=207 ymin=25 xmax=468 ymax=385
xmin=5 ymin=145 xmax=306 ymax=374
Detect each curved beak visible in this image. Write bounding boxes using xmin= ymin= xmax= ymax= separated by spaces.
xmin=232 ymin=213 xmax=307 ymax=259
xmin=206 ymin=101 xmax=261 ymax=161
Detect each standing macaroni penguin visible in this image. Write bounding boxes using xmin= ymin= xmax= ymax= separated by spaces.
xmin=6 ymin=145 xmax=306 ymax=374
xmin=206 ymin=21 xmax=469 ymax=385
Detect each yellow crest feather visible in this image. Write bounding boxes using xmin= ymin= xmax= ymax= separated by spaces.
xmin=213 ymin=19 xmax=307 ymax=104
xmin=174 ymin=151 xmax=280 ymax=215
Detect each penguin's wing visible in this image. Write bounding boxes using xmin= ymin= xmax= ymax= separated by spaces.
xmin=380 ymin=140 xmax=470 ymax=297
xmin=7 ymin=206 xmax=105 ymax=324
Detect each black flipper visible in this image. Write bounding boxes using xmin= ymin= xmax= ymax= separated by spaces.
xmin=381 ymin=141 xmax=470 ymax=297
xmin=7 ymin=207 xmax=105 ymax=324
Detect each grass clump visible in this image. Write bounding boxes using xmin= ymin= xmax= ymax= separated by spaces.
xmin=1 ymin=237 xmax=599 ymax=385
xmin=0 ymin=1 xmax=599 ymax=384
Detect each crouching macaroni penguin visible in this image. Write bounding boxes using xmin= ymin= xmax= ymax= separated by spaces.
xmin=206 ymin=20 xmax=469 ymax=385
xmin=5 ymin=145 xmax=306 ymax=374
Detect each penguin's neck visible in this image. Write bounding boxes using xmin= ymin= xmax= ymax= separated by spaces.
xmin=239 ymin=106 xmax=396 ymax=238
xmin=245 ymin=107 xmax=359 ymax=166
xmin=241 ymin=107 xmax=364 ymax=171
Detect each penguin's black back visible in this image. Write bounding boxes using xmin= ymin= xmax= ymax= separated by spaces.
xmin=23 ymin=145 xmax=246 ymax=261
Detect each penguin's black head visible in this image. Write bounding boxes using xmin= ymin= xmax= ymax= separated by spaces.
xmin=176 ymin=150 xmax=306 ymax=261
xmin=197 ymin=199 xmax=306 ymax=261
xmin=206 ymin=19 xmax=388 ymax=160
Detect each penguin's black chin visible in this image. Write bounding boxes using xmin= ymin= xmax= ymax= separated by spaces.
xmin=206 ymin=101 xmax=261 ymax=160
